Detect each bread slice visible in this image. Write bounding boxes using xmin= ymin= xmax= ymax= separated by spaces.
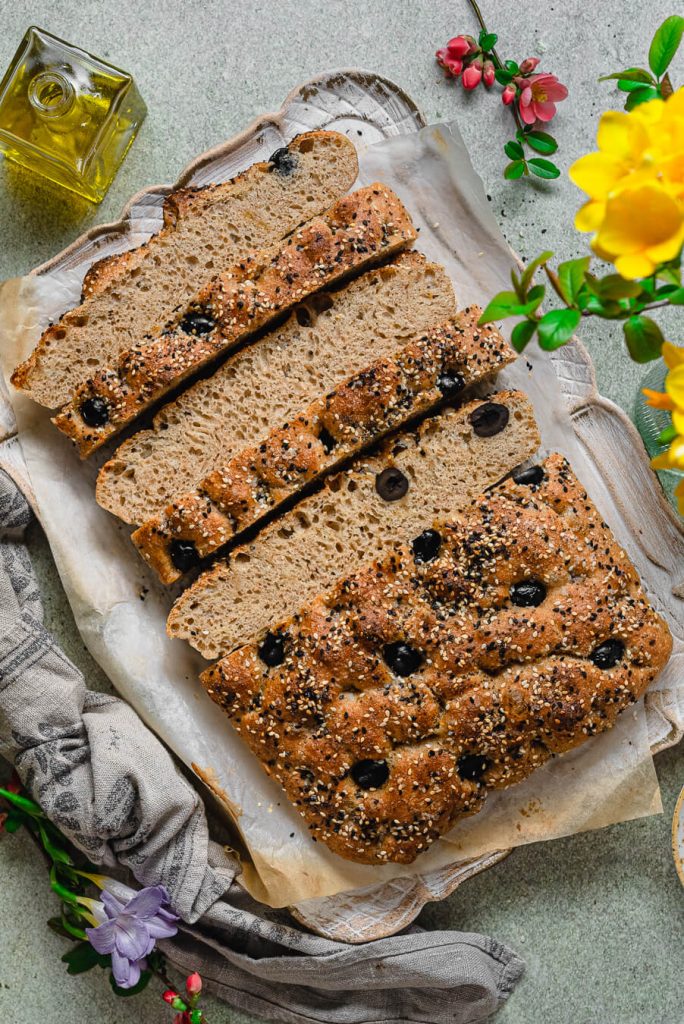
xmin=168 ymin=390 xmax=540 ymax=658
xmin=52 ymin=184 xmax=417 ymax=457
xmin=96 ymin=253 xmax=456 ymax=527
xmin=134 ymin=311 xmax=515 ymax=584
xmin=200 ymin=453 xmax=672 ymax=864
xmin=12 ymin=131 xmax=358 ymax=409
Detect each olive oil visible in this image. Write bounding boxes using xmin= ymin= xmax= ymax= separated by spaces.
xmin=0 ymin=27 xmax=146 ymax=203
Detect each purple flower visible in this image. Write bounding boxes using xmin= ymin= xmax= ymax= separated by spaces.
xmin=85 ymin=884 xmax=178 ymax=988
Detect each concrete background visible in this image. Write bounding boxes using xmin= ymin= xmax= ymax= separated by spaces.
xmin=0 ymin=1 xmax=681 ymax=1022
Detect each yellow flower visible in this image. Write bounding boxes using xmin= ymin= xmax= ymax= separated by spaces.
xmin=570 ymin=88 xmax=684 ymax=278
xmin=646 ymin=343 xmax=684 ymax=484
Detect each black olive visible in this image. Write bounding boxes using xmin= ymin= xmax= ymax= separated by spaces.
xmin=169 ymin=540 xmax=200 ymax=572
xmin=80 ymin=396 xmax=109 ymax=428
xmin=258 ymin=631 xmax=286 ymax=667
xmin=457 ymin=753 xmax=490 ymax=782
xmin=269 ymin=147 xmax=298 ymax=175
xmin=351 ymin=759 xmax=389 ymax=789
xmin=383 ymin=641 xmax=424 ymax=677
xmin=590 ymin=639 xmax=625 ymax=670
xmin=178 ymin=310 xmax=215 ymax=335
xmin=513 ymin=464 xmax=545 ymax=486
xmin=437 ymin=370 xmax=466 ymax=398
xmin=318 ymin=426 xmax=336 ymax=454
xmin=412 ymin=529 xmax=442 ymax=564
xmin=510 ymin=579 xmax=547 ymax=607
xmin=469 ymin=402 xmax=510 ymax=437
xmin=375 ymin=467 xmax=409 ymax=502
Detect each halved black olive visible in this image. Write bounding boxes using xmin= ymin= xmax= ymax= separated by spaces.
xmin=469 ymin=402 xmax=510 ymax=437
xmin=412 ymin=529 xmax=442 ymax=564
xmin=351 ymin=759 xmax=389 ymax=789
xmin=383 ymin=641 xmax=423 ymax=677
xmin=513 ymin=464 xmax=545 ymax=486
xmin=318 ymin=426 xmax=336 ymax=454
xmin=178 ymin=310 xmax=215 ymax=335
xmin=510 ymin=579 xmax=547 ymax=607
xmin=457 ymin=753 xmax=490 ymax=782
xmin=269 ymin=147 xmax=298 ymax=175
xmin=258 ymin=631 xmax=286 ymax=667
xmin=375 ymin=467 xmax=409 ymax=502
xmin=80 ymin=396 xmax=109 ymax=427
xmin=590 ymin=639 xmax=624 ymax=670
xmin=437 ymin=370 xmax=466 ymax=398
xmin=169 ymin=540 xmax=200 ymax=573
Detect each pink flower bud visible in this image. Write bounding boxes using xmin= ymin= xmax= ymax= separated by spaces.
xmin=502 ymin=84 xmax=516 ymax=105
xmin=519 ymin=57 xmax=541 ymax=75
xmin=436 ymin=49 xmax=463 ymax=77
xmin=463 ymin=34 xmax=479 ymax=54
xmin=462 ymin=59 xmax=483 ymax=90
xmin=446 ymin=35 xmax=470 ymax=58
xmin=186 ymin=972 xmax=202 ymax=997
xmin=163 ymin=990 xmax=180 ymax=1005
xmin=483 ymin=60 xmax=495 ymax=87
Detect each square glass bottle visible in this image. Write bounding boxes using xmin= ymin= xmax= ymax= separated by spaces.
xmin=0 ymin=26 xmax=147 ymax=203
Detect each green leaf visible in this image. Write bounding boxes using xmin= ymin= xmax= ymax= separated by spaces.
xmin=504 ymin=160 xmax=526 ymax=181
xmin=623 ymin=315 xmax=664 ymax=362
xmin=38 ymin=822 xmax=73 ymax=866
xmin=657 ymin=286 xmax=684 ymax=304
xmin=109 ymin=970 xmax=152 ymax=997
xmin=504 ymin=59 xmax=520 ymax=74
xmin=625 ymin=86 xmax=660 ymax=110
xmin=4 ymin=810 xmax=25 ymax=833
xmin=617 ymin=78 xmax=650 ymax=92
xmin=504 ymin=140 xmax=525 ymax=161
xmin=0 ymin=788 xmax=43 ymax=816
xmin=525 ymin=283 xmax=546 ymax=311
xmin=537 ymin=309 xmax=581 ymax=350
xmin=657 ymin=424 xmax=678 ymax=446
xmin=524 ymin=131 xmax=558 ymax=155
xmin=648 ymin=15 xmax=684 ymax=77
xmin=528 ymin=158 xmax=561 ymax=180
xmin=510 ymin=320 xmax=537 ymax=353
xmin=479 ymin=290 xmax=531 ymax=322
xmin=599 ymin=68 xmax=655 ymax=84
xmin=592 ymin=274 xmax=643 ymax=300
xmin=479 ymin=31 xmax=498 ymax=50
xmin=520 ymin=250 xmax=554 ymax=293
xmin=557 ymin=257 xmax=590 ymax=304
xmin=495 ymin=68 xmax=513 ymax=85
xmin=62 ymin=942 xmax=101 ymax=976
xmin=510 ymin=268 xmax=525 ymax=302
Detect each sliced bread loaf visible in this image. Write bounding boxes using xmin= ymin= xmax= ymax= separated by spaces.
xmin=133 ymin=311 xmax=515 ymax=584
xmin=167 ymin=389 xmax=540 ymax=659
xmin=12 ymin=131 xmax=358 ymax=409
xmin=52 ymin=184 xmax=417 ymax=457
xmin=96 ymin=252 xmax=456 ymax=527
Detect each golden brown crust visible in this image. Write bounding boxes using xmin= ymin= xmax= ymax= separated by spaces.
xmin=130 ymin=310 xmax=513 ymax=584
xmin=11 ymin=130 xmax=358 ymax=403
xmin=51 ymin=184 xmax=416 ymax=457
xmin=200 ymin=454 xmax=672 ymax=865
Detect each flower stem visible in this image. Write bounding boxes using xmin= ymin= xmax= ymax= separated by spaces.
xmin=466 ymin=0 xmax=527 ymax=135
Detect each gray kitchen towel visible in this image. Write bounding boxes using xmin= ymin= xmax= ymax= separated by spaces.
xmin=0 ymin=468 xmax=524 ymax=1023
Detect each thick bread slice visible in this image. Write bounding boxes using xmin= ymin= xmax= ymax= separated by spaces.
xmin=12 ymin=131 xmax=358 ymax=409
xmin=135 ymin=310 xmax=514 ymax=584
xmin=168 ymin=390 xmax=540 ymax=658
xmin=53 ymin=184 xmax=417 ymax=456
xmin=96 ymin=253 xmax=456 ymax=527
xmin=200 ymin=453 xmax=672 ymax=864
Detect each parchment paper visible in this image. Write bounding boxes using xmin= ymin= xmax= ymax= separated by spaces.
xmin=0 ymin=122 xmax=677 ymax=908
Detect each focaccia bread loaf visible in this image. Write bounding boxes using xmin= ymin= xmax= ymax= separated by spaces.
xmin=200 ymin=453 xmax=672 ymax=864
xmin=168 ymin=390 xmax=539 ymax=658
xmin=96 ymin=253 xmax=456 ymax=527
xmin=133 ymin=310 xmax=514 ymax=584
xmin=51 ymin=184 xmax=417 ymax=457
xmin=11 ymin=131 xmax=359 ymax=409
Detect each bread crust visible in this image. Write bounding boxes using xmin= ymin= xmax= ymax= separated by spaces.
xmin=51 ymin=184 xmax=416 ymax=456
xmin=200 ymin=453 xmax=672 ymax=864
xmin=132 ymin=309 xmax=513 ymax=583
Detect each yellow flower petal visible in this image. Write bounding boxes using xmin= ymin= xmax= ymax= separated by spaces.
xmin=613 ymin=251 xmax=655 ymax=279
xmin=569 ymin=152 xmax=628 ymax=200
xmin=666 ymin=365 xmax=684 ymax=410
xmin=597 ymin=110 xmax=650 ymax=159
xmin=662 ymin=342 xmax=684 ymax=371
xmin=574 ymin=200 xmax=605 ymax=232
xmin=673 ymin=409 xmax=684 ymax=436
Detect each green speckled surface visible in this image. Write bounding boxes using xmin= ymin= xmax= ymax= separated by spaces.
xmin=0 ymin=2 xmax=682 ymax=1022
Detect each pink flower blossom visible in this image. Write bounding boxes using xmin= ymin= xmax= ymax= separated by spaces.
xmin=501 ymin=84 xmax=516 ymax=105
xmin=445 ymin=35 xmax=471 ymax=58
xmin=483 ymin=60 xmax=495 ymax=87
xmin=186 ymin=972 xmax=202 ymax=996
xmin=518 ymin=73 xmax=568 ymax=124
xmin=518 ymin=57 xmax=541 ymax=75
xmin=462 ymin=59 xmax=483 ymax=90
xmin=436 ymin=48 xmax=463 ymax=77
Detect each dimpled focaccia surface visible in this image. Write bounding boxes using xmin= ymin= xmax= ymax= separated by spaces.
xmin=96 ymin=252 xmax=456 ymax=526
xmin=200 ymin=453 xmax=672 ymax=865
xmin=167 ymin=390 xmax=539 ymax=658
xmin=12 ymin=131 xmax=359 ymax=409
xmin=53 ymin=183 xmax=417 ymax=456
